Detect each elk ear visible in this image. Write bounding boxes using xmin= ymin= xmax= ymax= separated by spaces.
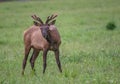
xmin=33 ymin=21 xmax=41 ymax=26
xmin=49 ymin=20 xmax=56 ymax=25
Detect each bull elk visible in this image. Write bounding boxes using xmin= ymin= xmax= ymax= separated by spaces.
xmin=22 ymin=14 xmax=62 ymax=75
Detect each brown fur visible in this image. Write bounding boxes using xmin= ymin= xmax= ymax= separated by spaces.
xmin=22 ymin=24 xmax=62 ymax=75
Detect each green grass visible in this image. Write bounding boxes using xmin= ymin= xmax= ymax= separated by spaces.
xmin=0 ymin=0 xmax=120 ymax=84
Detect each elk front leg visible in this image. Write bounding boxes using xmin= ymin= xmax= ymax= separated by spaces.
xmin=43 ymin=49 xmax=48 ymax=74
xmin=54 ymin=49 xmax=62 ymax=73
xmin=22 ymin=46 xmax=31 ymax=75
xmin=30 ymin=49 xmax=40 ymax=71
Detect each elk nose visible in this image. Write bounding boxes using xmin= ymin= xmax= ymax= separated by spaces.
xmin=42 ymin=31 xmax=47 ymax=38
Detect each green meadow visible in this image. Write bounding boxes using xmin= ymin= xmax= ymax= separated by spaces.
xmin=0 ymin=0 xmax=120 ymax=84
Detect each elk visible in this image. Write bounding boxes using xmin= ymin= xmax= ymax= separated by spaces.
xmin=22 ymin=14 xmax=62 ymax=75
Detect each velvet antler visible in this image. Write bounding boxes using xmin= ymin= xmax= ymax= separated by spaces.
xmin=45 ymin=14 xmax=58 ymax=24
xmin=31 ymin=14 xmax=44 ymax=25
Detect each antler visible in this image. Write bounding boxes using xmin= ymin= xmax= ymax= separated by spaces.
xmin=45 ymin=14 xmax=58 ymax=24
xmin=31 ymin=14 xmax=44 ymax=24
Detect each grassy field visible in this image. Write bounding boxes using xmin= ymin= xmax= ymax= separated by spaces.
xmin=0 ymin=0 xmax=120 ymax=84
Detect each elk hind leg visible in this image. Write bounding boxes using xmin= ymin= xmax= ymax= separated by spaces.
xmin=54 ymin=49 xmax=62 ymax=73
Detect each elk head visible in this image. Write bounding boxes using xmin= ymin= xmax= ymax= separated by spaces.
xmin=31 ymin=14 xmax=58 ymax=43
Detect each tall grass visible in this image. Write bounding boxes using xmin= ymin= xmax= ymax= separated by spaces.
xmin=0 ymin=0 xmax=120 ymax=84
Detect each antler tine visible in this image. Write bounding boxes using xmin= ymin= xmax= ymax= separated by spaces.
xmin=45 ymin=15 xmax=51 ymax=24
xmin=31 ymin=14 xmax=44 ymax=24
xmin=31 ymin=14 xmax=37 ymax=20
xmin=36 ymin=15 xmax=44 ymax=24
xmin=45 ymin=14 xmax=58 ymax=24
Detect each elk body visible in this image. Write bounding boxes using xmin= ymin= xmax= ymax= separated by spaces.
xmin=22 ymin=14 xmax=62 ymax=75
